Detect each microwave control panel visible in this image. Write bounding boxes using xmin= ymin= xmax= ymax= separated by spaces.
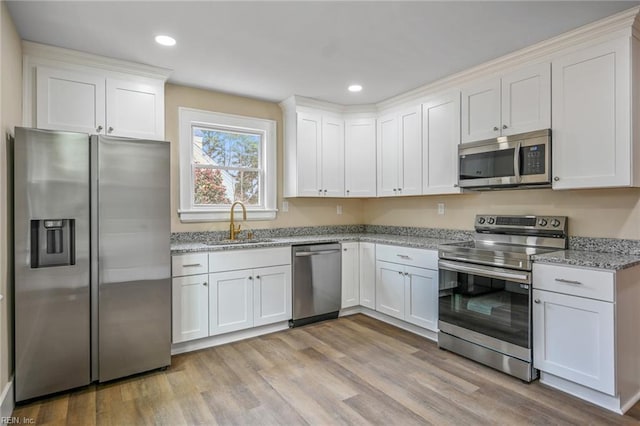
xmin=521 ymin=144 xmax=546 ymax=175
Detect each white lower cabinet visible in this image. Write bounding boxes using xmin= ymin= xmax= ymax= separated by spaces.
xmin=532 ymin=288 xmax=614 ymax=395
xmin=532 ymin=262 xmax=640 ymax=414
xmin=172 ymin=274 xmax=209 ymax=343
xmin=359 ymin=242 xmax=376 ymax=309
xmin=172 ymin=248 xmax=291 ymax=344
xmin=253 ymin=265 xmax=292 ymax=326
xmin=375 ymin=245 xmax=438 ymax=331
xmin=341 ymin=242 xmax=360 ymax=308
xmin=209 ymin=270 xmax=254 ymax=335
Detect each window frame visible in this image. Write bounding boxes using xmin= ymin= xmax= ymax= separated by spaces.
xmin=178 ymin=107 xmax=277 ymax=222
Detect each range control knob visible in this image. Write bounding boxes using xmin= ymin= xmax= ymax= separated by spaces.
xmin=487 ymin=217 xmax=496 ymax=225
xmin=551 ymin=219 xmax=561 ymax=227
xmin=538 ymin=218 xmax=548 ymax=227
xmin=478 ymin=217 xmax=486 ymax=224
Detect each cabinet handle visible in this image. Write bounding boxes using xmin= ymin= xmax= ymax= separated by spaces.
xmin=553 ymin=176 xmax=560 ymax=182
xmin=555 ymin=278 xmax=582 ymax=285
xmin=398 ymin=271 xmax=403 ymax=275
xmin=534 ymin=299 xmax=540 ymax=304
xmin=203 ymin=282 xmax=207 ymax=286
xmin=404 ymin=272 xmax=409 ymax=276
xmin=96 ymin=125 xmax=103 ymax=132
xmin=493 ymin=126 xmax=499 ymax=131
xmin=108 ymin=126 xmax=114 ymax=133
xmin=502 ymin=124 xmax=508 ymax=129
xmin=397 ymin=254 xmax=411 ymax=260
xmin=182 ymin=263 xmax=202 ymax=268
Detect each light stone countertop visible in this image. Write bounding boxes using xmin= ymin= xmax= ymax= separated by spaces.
xmin=532 ymin=249 xmax=640 ymax=271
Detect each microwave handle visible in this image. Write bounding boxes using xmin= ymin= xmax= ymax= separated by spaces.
xmin=514 ymin=141 xmax=522 ymax=182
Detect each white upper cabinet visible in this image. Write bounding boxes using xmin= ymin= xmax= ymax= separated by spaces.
xmin=25 ymin=42 xmax=169 ymax=140
xmin=422 ymin=91 xmax=461 ymax=195
xmin=461 ymin=62 xmax=550 ymax=143
xmin=377 ymin=105 xmax=422 ymax=196
xmin=552 ymin=37 xmax=637 ymax=189
xmin=106 ymin=78 xmax=164 ymax=140
xmin=345 ymin=118 xmax=377 ymax=197
xmin=36 ymin=66 xmax=106 ymax=135
xmin=291 ymin=110 xmax=345 ymax=197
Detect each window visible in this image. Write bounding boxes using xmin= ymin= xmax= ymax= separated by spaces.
xmin=179 ymin=108 xmax=277 ymax=222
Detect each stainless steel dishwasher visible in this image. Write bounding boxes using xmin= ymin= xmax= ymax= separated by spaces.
xmin=291 ymin=242 xmax=342 ymax=327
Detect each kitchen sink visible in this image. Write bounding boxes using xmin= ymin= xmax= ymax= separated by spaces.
xmin=205 ymin=238 xmax=275 ymax=246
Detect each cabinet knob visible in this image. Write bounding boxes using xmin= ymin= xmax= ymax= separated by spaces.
xmin=393 ymin=188 xmax=397 ymax=192
xmin=255 ymin=275 xmax=260 ymax=279
xmin=346 ymin=189 xmax=350 ymax=194
xmin=318 ymin=189 xmax=322 ymax=194
xmin=108 ymin=126 xmax=114 ymax=133
xmin=398 ymin=271 xmax=403 ymax=275
xmin=202 ymin=282 xmax=207 ymax=286
xmin=534 ymin=299 xmax=540 ymax=304
xmin=553 ymin=176 xmax=560 ymax=182
xmin=248 ymin=276 xmax=253 ymax=280
xmin=404 ymin=272 xmax=409 ymax=276
xmin=493 ymin=126 xmax=499 ymax=131
xmin=96 ymin=125 xmax=103 ymax=132
xmin=453 ymin=184 xmax=459 ymax=188
xmin=324 ymin=189 xmax=327 ymax=193
xmin=502 ymin=124 xmax=508 ymax=130
xmin=343 ymin=248 xmax=347 ymax=251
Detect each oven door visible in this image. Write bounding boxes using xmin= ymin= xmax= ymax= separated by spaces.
xmin=438 ymin=259 xmax=532 ymax=359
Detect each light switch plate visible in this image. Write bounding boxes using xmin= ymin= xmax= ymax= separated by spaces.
xmin=437 ymin=203 xmax=445 ymax=215
xmin=282 ymin=200 xmax=289 ymax=212
xmin=337 ymin=205 xmax=343 ymax=215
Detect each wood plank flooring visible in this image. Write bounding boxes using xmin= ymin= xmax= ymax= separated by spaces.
xmin=13 ymin=314 xmax=640 ymax=425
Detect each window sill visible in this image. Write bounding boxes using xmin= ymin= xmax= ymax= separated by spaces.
xmin=178 ymin=209 xmax=278 ymax=223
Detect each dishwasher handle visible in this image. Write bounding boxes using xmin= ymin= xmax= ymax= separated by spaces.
xmin=294 ymin=249 xmax=341 ymax=257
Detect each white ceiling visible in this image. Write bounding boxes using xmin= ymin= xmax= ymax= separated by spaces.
xmin=6 ymin=1 xmax=639 ymax=105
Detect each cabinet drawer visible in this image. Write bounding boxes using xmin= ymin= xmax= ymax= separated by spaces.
xmin=376 ymin=244 xmax=437 ymax=270
xmin=533 ymin=263 xmax=614 ymax=302
xmin=172 ymin=253 xmax=208 ymax=277
xmin=209 ymin=247 xmax=291 ymax=273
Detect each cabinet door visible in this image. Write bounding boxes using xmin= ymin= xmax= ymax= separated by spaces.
xmin=533 ymin=289 xmax=615 ymax=395
xmin=172 ymin=275 xmax=209 ymax=343
xmin=36 ymin=66 xmax=106 ymax=134
xmin=321 ymin=116 xmax=345 ymax=197
xmin=341 ymin=242 xmax=360 ymax=309
xmin=359 ymin=243 xmax=376 ymax=309
xmin=399 ymin=106 xmax=422 ymax=196
xmin=209 ymin=270 xmax=253 ymax=335
xmin=296 ymin=112 xmax=322 ymax=196
xmin=375 ymin=261 xmax=405 ymax=319
xmin=422 ymin=92 xmax=461 ymax=194
xmin=106 ymin=79 xmax=164 ymax=140
xmin=404 ymin=266 xmax=438 ymax=331
xmin=461 ymin=77 xmax=501 ymax=143
xmin=253 ymin=265 xmax=292 ymax=326
xmin=345 ymin=118 xmax=377 ymax=197
xmin=377 ymin=114 xmax=399 ymax=196
xmin=552 ymin=38 xmax=630 ymax=189
xmin=501 ymin=63 xmax=550 ymax=136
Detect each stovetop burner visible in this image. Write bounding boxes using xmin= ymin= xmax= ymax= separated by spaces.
xmin=439 ymin=214 xmax=568 ymax=271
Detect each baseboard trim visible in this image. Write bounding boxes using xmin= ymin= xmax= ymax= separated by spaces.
xmin=341 ymin=306 xmax=438 ymax=342
xmin=171 ymin=321 xmax=290 ymax=355
xmin=0 ymin=378 xmax=14 ymax=418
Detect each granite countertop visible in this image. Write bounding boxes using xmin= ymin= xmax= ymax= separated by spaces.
xmin=171 ymin=226 xmax=640 ymax=271
xmin=532 ymin=250 xmax=640 ymax=271
xmin=170 ymin=233 xmax=457 ymax=254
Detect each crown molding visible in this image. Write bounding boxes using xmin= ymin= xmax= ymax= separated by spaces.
xmin=23 ymin=41 xmax=172 ymax=81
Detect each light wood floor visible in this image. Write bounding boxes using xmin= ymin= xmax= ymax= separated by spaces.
xmin=13 ymin=314 xmax=640 ymax=425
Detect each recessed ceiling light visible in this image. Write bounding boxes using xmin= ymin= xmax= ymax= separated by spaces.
xmin=348 ymin=84 xmax=363 ymax=93
xmin=155 ymin=35 xmax=176 ymax=46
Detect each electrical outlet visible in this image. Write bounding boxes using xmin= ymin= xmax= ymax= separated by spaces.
xmin=437 ymin=203 xmax=445 ymax=215
xmin=282 ymin=200 xmax=289 ymax=212
xmin=337 ymin=205 xmax=343 ymax=215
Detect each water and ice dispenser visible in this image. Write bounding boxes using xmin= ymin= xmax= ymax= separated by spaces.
xmin=30 ymin=219 xmax=75 ymax=268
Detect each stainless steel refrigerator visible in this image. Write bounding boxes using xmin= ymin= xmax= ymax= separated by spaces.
xmin=13 ymin=127 xmax=171 ymax=402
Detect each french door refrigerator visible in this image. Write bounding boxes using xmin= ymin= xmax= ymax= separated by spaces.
xmin=14 ymin=127 xmax=171 ymax=402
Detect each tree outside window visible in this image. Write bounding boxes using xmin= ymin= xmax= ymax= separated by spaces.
xmin=192 ymin=127 xmax=262 ymax=206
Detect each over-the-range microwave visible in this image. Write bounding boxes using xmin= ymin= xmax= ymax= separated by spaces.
xmin=458 ymin=129 xmax=551 ymax=190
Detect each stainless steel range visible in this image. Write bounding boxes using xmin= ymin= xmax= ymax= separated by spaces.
xmin=437 ymin=214 xmax=568 ymax=382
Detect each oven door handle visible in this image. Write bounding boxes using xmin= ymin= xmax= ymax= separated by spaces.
xmin=438 ymin=260 xmax=531 ymax=284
